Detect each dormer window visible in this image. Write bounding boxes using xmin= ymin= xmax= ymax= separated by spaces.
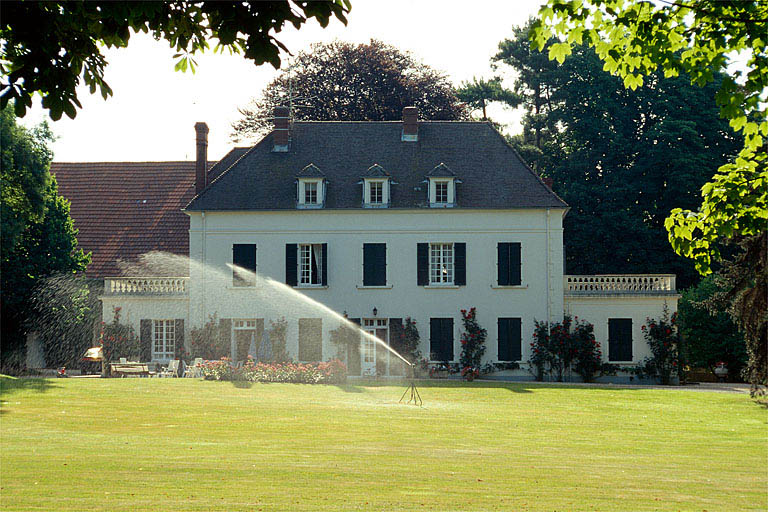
xmin=426 ymin=163 xmax=459 ymax=208
xmin=361 ymin=164 xmax=391 ymax=208
xmin=296 ymin=164 xmax=325 ymax=209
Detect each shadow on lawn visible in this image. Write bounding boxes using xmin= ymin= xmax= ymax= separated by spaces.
xmin=0 ymin=376 xmax=62 ymax=412
xmin=355 ymin=378 xmax=683 ymax=394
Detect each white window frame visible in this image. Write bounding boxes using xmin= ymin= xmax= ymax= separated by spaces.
xmin=297 ymin=179 xmax=324 ymax=208
xmin=429 ymin=178 xmax=455 ymax=207
xmin=363 ymin=179 xmax=388 ymax=207
xmin=298 ymin=243 xmax=324 ymax=286
xmin=429 ymin=243 xmax=454 ymax=285
xmin=152 ymin=320 xmax=175 ymax=361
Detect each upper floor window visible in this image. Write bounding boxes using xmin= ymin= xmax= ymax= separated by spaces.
xmin=369 ymin=181 xmax=383 ymax=204
xmin=362 ymin=165 xmax=391 ymax=208
xmin=435 ymin=181 xmax=448 ymax=204
xmin=232 ymin=244 xmax=256 ymax=287
xmin=285 ymin=243 xmax=327 ymax=287
xmin=304 ymin=181 xmax=318 ymax=204
xmin=426 ymin=163 xmax=458 ymax=208
xmin=430 ymin=243 xmax=454 ymax=285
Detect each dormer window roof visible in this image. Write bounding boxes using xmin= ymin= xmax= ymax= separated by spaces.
xmin=361 ymin=164 xmax=391 ymax=208
xmin=426 ymin=163 xmax=460 ymax=208
xmin=296 ymin=164 xmax=325 ymax=209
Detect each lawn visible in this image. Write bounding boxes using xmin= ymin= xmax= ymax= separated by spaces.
xmin=1 ymin=377 xmax=765 ymax=511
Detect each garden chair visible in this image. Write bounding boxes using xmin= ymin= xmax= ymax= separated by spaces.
xmin=183 ymin=358 xmax=203 ymax=378
xmin=159 ymin=359 xmax=180 ymax=378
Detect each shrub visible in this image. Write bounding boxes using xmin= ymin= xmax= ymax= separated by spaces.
xmin=398 ymin=317 xmax=422 ymax=364
xmin=201 ymin=358 xmax=347 ymax=384
xmin=459 ymin=307 xmax=487 ymax=380
xmin=99 ymin=307 xmax=139 ymax=362
xmin=530 ymin=316 xmax=602 ymax=382
xmin=189 ymin=314 xmax=228 ymax=360
xmin=267 ymin=317 xmax=290 ymax=363
xmin=638 ymin=307 xmax=681 ymax=385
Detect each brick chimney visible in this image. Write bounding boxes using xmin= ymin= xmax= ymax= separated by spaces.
xmin=273 ymin=106 xmax=290 ymax=152
xmin=194 ymin=122 xmax=209 ymax=195
xmin=402 ymin=106 xmax=418 ymax=141
xmin=543 ymin=177 xmax=554 ymax=189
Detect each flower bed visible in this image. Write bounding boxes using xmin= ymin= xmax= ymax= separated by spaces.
xmin=200 ymin=358 xmax=347 ymax=384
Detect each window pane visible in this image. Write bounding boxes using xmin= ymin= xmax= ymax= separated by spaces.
xmin=304 ymin=182 xmax=318 ymax=204
xmin=435 ymin=182 xmax=448 ymax=203
xmin=370 ymin=181 xmax=383 ymax=204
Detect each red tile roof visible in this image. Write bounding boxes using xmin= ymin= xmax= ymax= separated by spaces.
xmin=51 ymin=149 xmax=248 ymax=278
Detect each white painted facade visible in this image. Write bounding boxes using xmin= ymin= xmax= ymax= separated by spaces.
xmin=102 ymin=204 xmax=679 ymax=376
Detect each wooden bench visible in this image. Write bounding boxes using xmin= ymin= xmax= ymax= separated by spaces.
xmin=110 ymin=363 xmax=155 ymax=378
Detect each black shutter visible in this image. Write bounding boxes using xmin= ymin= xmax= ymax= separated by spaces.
xmin=609 ymin=319 xmax=633 ymax=361
xmin=498 ymin=243 xmax=510 ymax=285
xmin=430 ymin=318 xmax=453 ymax=361
xmin=285 ymin=244 xmax=297 ymax=286
xmin=321 ymin=243 xmax=328 ymax=286
xmin=363 ymin=243 xmax=386 ymax=286
xmin=140 ymin=319 xmax=152 ymax=361
xmin=509 ymin=242 xmax=522 ymax=285
xmin=218 ymin=318 xmax=232 ymax=360
xmin=454 ymin=243 xmax=466 ymax=286
xmin=174 ymin=319 xmax=185 ymax=359
xmin=233 ymin=244 xmax=256 ymax=286
xmin=498 ymin=318 xmax=521 ymax=362
xmin=417 ymin=243 xmax=429 ymax=285
xmin=348 ymin=318 xmax=361 ymax=376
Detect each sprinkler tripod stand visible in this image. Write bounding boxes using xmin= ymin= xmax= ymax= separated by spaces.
xmin=399 ymin=363 xmax=422 ymax=406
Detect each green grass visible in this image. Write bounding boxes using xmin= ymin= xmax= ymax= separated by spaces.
xmin=1 ymin=377 xmax=766 ymax=511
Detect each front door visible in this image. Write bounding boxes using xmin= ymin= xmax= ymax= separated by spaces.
xmin=362 ymin=319 xmax=388 ymax=376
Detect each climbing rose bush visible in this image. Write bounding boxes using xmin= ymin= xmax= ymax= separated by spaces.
xmin=637 ymin=308 xmax=681 ymax=385
xmin=459 ymin=307 xmax=487 ymax=381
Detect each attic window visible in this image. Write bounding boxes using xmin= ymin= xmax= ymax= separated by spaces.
xmin=429 ymin=178 xmax=455 ymax=207
xmin=296 ymin=164 xmax=325 ymax=209
xmin=435 ymin=181 xmax=448 ymax=204
xmin=304 ymin=181 xmax=318 ymax=204
xmin=362 ymin=164 xmax=391 ymax=208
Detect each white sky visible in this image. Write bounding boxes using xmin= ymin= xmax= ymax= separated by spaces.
xmin=20 ymin=0 xmax=544 ymax=162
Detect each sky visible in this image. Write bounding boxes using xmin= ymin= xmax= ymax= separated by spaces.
xmin=19 ymin=0 xmax=545 ymax=163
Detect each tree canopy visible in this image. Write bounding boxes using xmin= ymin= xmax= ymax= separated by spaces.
xmin=231 ymin=39 xmax=469 ymax=140
xmin=495 ymin=23 xmax=740 ymax=288
xmin=0 ymin=0 xmax=350 ymax=120
xmin=0 ymin=106 xmax=90 ymax=370
xmin=454 ymin=77 xmax=520 ymax=121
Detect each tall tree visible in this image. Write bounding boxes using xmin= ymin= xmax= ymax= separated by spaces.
xmin=495 ymin=26 xmax=740 ymax=287
xmin=0 ymin=106 xmax=90 ymax=371
xmin=0 ymin=1 xmax=350 ymax=120
xmin=231 ymin=40 xmax=469 ymax=140
xmin=531 ymin=0 xmax=767 ymax=394
xmin=455 ymin=77 xmax=520 ymax=121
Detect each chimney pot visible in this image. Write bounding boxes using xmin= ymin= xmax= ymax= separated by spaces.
xmin=543 ymin=177 xmax=554 ymax=189
xmin=273 ymin=106 xmax=291 ymax=151
xmin=194 ymin=122 xmax=209 ymax=195
xmin=402 ymin=106 xmax=418 ymax=141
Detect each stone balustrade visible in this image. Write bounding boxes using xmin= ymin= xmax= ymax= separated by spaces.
xmin=564 ymin=274 xmax=676 ymax=294
xmin=104 ymin=277 xmax=188 ymax=295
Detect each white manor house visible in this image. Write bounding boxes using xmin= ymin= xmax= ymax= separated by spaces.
xmin=100 ymin=107 xmax=679 ymax=377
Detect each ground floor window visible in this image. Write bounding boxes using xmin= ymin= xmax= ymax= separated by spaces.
xmin=498 ymin=317 xmax=522 ymax=362
xmin=608 ymin=318 xmax=633 ymax=362
xmin=152 ymin=320 xmax=175 ymax=360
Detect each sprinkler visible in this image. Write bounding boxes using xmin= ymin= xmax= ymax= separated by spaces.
xmin=399 ymin=363 xmax=422 ymax=406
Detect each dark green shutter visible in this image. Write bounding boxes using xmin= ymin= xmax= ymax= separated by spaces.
xmin=430 ymin=318 xmax=453 ymax=361
xmin=498 ymin=318 xmax=521 ymax=361
xmin=363 ymin=243 xmax=386 ymax=286
xmin=174 ymin=319 xmax=185 ymax=359
xmin=140 ymin=319 xmax=152 ymax=361
xmin=454 ymin=243 xmax=466 ymax=285
xmin=348 ymin=318 xmax=361 ymax=376
xmin=321 ymin=243 xmax=328 ymax=286
xmin=509 ymin=242 xmax=522 ymax=285
xmin=218 ymin=318 xmax=232 ymax=360
xmin=609 ymin=319 xmax=633 ymax=361
xmin=285 ymin=244 xmax=297 ymax=286
xmin=417 ymin=243 xmax=429 ymax=285
xmin=498 ymin=243 xmax=510 ymax=285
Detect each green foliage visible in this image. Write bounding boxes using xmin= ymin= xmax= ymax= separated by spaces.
xmin=99 ymin=308 xmax=140 ymax=363
xmin=231 ymin=39 xmax=469 ymax=140
xmin=495 ymin=23 xmax=740 ymax=287
xmin=201 ymin=359 xmax=347 ymax=384
xmin=458 ymin=307 xmax=487 ymax=381
xmin=530 ymin=316 xmax=602 ymax=382
xmin=678 ymin=276 xmax=747 ymax=379
xmin=455 ymin=76 xmax=520 ymax=121
xmin=531 ymin=0 xmax=767 ymax=276
xmin=1 ymin=107 xmax=90 ymax=371
xmin=638 ymin=308 xmax=681 ymax=385
xmin=329 ymin=319 xmax=359 ymax=363
xmin=268 ymin=317 xmax=290 ymax=363
xmin=394 ymin=317 xmax=422 ymax=365
xmin=189 ymin=314 xmax=228 ymax=360
xmin=0 ymin=1 xmax=351 ymax=120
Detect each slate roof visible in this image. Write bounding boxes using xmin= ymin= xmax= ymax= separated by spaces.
xmin=426 ymin=162 xmax=457 ymax=178
xmin=363 ymin=164 xmax=390 ymax=178
xmin=186 ymin=121 xmax=567 ymax=211
xmin=52 ymin=147 xmax=248 ymax=278
xmin=296 ymin=163 xmax=325 ymax=177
